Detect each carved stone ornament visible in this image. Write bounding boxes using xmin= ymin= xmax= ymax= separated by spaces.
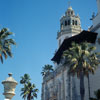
xmin=98 ymin=38 xmax=100 ymax=44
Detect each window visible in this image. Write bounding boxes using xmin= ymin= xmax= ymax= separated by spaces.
xmin=68 ymin=11 xmax=70 ymax=15
xmin=65 ymin=21 xmax=67 ymax=26
xmin=75 ymin=20 xmax=77 ymax=25
xmin=68 ymin=20 xmax=70 ymax=25
xmin=71 ymin=11 xmax=73 ymax=15
xmin=72 ymin=20 xmax=74 ymax=25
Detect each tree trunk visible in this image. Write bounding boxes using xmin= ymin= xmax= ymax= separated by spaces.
xmin=27 ymin=94 xmax=31 ymax=100
xmin=80 ymin=72 xmax=85 ymax=100
xmin=88 ymin=74 xmax=91 ymax=99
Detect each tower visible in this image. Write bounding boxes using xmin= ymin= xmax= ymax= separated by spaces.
xmin=57 ymin=6 xmax=82 ymax=47
xmin=97 ymin=0 xmax=100 ymax=14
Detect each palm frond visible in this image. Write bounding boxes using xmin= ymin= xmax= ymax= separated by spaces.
xmin=63 ymin=42 xmax=100 ymax=78
xmin=0 ymin=28 xmax=16 ymax=63
xmin=0 ymin=54 xmax=3 ymax=63
xmin=41 ymin=64 xmax=54 ymax=77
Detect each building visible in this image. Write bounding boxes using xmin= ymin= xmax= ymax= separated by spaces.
xmin=41 ymin=0 xmax=100 ymax=100
xmin=88 ymin=0 xmax=100 ymax=98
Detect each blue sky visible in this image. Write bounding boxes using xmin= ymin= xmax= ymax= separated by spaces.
xmin=0 ymin=0 xmax=97 ymax=100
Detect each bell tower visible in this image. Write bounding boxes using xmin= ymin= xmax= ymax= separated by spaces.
xmin=57 ymin=6 xmax=82 ymax=47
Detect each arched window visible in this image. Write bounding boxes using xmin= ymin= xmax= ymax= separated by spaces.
xmin=71 ymin=11 xmax=73 ymax=15
xmin=72 ymin=20 xmax=74 ymax=25
xmin=75 ymin=21 xmax=77 ymax=25
xmin=65 ymin=21 xmax=67 ymax=26
xmin=68 ymin=20 xmax=70 ymax=25
xmin=68 ymin=11 xmax=70 ymax=15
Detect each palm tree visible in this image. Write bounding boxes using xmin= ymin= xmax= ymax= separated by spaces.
xmin=21 ymin=82 xmax=38 ymax=100
xmin=20 ymin=84 xmax=28 ymax=100
xmin=27 ymin=82 xmax=38 ymax=100
xmin=0 ymin=28 xmax=16 ymax=63
xmin=41 ymin=64 xmax=54 ymax=76
xmin=63 ymin=42 xmax=100 ymax=100
xmin=20 ymin=74 xmax=31 ymax=100
xmin=20 ymin=74 xmax=38 ymax=100
xmin=20 ymin=74 xmax=31 ymax=84
xmin=90 ymin=89 xmax=100 ymax=100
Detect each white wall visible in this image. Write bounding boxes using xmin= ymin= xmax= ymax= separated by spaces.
xmin=93 ymin=14 xmax=100 ymax=27
xmin=58 ymin=33 xmax=79 ymax=47
xmin=97 ymin=0 xmax=100 ymax=13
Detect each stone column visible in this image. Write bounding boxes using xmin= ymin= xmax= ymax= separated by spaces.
xmin=67 ymin=73 xmax=72 ymax=100
xmin=61 ymin=69 xmax=65 ymax=100
xmin=2 ymin=73 xmax=18 ymax=100
xmin=58 ymin=82 xmax=61 ymax=100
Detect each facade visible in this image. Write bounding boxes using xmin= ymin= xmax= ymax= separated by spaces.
xmin=41 ymin=1 xmax=100 ymax=100
xmin=88 ymin=0 xmax=100 ymax=98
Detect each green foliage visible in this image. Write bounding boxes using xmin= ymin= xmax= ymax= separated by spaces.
xmin=20 ymin=74 xmax=31 ymax=84
xmin=0 ymin=28 xmax=16 ymax=63
xmin=41 ymin=64 xmax=54 ymax=76
xmin=63 ymin=42 xmax=100 ymax=77
xmin=63 ymin=42 xmax=100 ymax=100
xmin=20 ymin=74 xmax=39 ymax=100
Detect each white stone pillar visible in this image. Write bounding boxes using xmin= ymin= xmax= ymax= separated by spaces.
xmin=2 ymin=73 xmax=18 ymax=100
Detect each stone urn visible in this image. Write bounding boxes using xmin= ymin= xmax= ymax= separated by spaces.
xmin=2 ymin=73 xmax=18 ymax=100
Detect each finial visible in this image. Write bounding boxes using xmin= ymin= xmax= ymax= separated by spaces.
xmin=8 ymin=73 xmax=13 ymax=77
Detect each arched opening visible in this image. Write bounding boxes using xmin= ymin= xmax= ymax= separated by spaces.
xmin=72 ymin=20 xmax=74 ymax=25
xmin=65 ymin=21 xmax=67 ymax=26
xmin=75 ymin=20 xmax=77 ymax=25
xmin=68 ymin=20 xmax=70 ymax=25
xmin=67 ymin=11 xmax=70 ymax=15
xmin=71 ymin=11 xmax=73 ymax=15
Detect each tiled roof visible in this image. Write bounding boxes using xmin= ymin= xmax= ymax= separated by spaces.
xmin=51 ymin=30 xmax=98 ymax=63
